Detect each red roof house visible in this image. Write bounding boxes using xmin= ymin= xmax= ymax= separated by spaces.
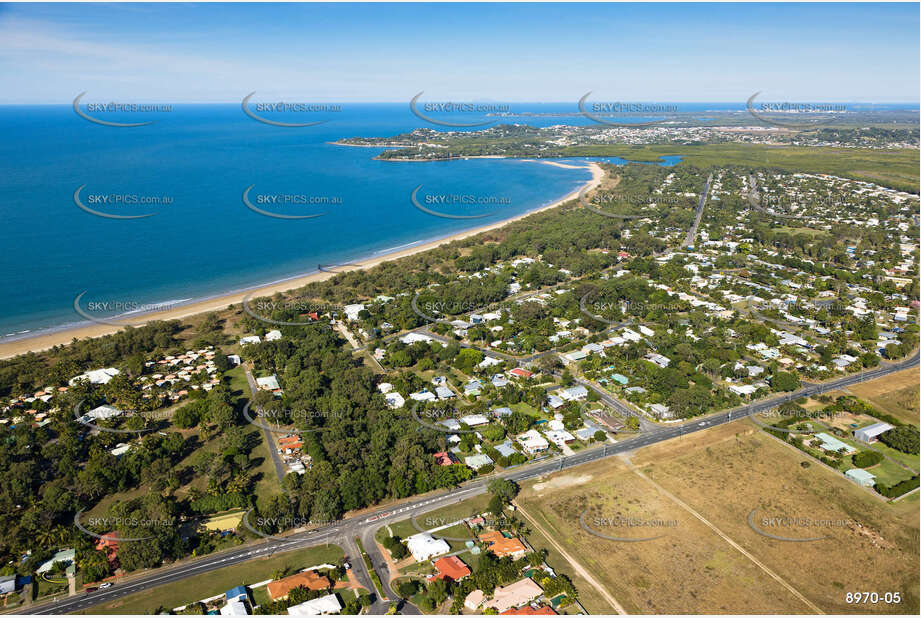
xmin=509 ymin=368 xmax=534 ymax=379
xmin=433 ymin=451 xmax=456 ymax=466
xmin=501 ymin=606 xmax=557 ymax=615
xmin=428 ymin=556 xmax=471 ymax=582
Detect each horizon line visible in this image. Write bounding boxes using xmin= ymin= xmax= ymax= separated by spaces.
xmin=2 ymin=100 xmax=920 ymax=106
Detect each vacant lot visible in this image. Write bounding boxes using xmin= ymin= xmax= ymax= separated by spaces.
xmin=842 ymin=367 xmax=920 ymax=425
xmin=515 ymin=420 xmax=919 ymax=614
xmin=76 ymin=544 xmax=343 ymax=615
xmin=517 ymin=453 xmax=809 ymax=614
xmin=633 ymin=422 xmax=919 ymax=614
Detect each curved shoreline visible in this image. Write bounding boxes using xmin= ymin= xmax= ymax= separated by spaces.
xmin=0 ymin=162 xmax=604 ymax=360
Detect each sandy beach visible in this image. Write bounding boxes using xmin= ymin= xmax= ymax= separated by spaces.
xmin=0 ymin=162 xmax=604 ymax=360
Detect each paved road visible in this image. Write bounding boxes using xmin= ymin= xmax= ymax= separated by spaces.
xmin=576 ymin=375 xmax=659 ymax=433
xmin=21 ymin=351 xmax=917 ymax=616
xmin=358 ymin=528 xmax=421 ymax=615
xmin=683 ymin=173 xmax=712 ymax=248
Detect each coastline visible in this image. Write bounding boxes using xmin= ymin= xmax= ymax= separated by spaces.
xmin=0 ymin=162 xmax=604 ymax=360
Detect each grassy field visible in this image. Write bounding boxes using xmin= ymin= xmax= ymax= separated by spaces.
xmin=75 ymin=544 xmax=344 ymax=615
xmin=376 ymin=494 xmax=491 ymax=547
xmin=517 ymin=453 xmax=807 ymax=614
xmin=634 ymin=421 xmax=919 ymax=614
xmin=557 ymin=144 xmax=920 ymax=192
xmin=840 ymin=367 xmax=920 ymax=425
xmin=514 ymin=420 xmax=919 ymax=614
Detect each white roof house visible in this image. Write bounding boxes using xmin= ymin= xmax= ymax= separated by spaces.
xmin=465 ymin=453 xmax=494 ymax=470
xmin=410 ymin=390 xmax=436 ymax=402
xmin=400 ymin=332 xmax=432 ymax=345
xmin=854 ymin=422 xmax=894 ymax=444
xmin=384 ymin=392 xmax=405 ymax=409
xmin=256 ymin=375 xmax=281 ymax=391
xmin=109 ymin=443 xmax=132 ymax=457
xmin=518 ymin=429 xmax=550 ymax=453
xmin=813 ymin=432 xmax=856 ymax=454
xmin=439 ymin=418 xmax=462 ymax=431
xmin=559 ymin=385 xmax=588 ymax=401
xmin=343 ymin=304 xmax=365 ymax=321
xmin=478 ymin=356 xmax=503 ymax=369
xmin=435 ymin=385 xmax=455 ymax=400
xmin=645 ymin=353 xmax=671 ymax=368
xmin=265 ymin=329 xmax=282 ymax=341
xmin=220 ymin=599 xmax=250 ymax=615
xmin=287 ymin=593 xmax=342 ymax=615
xmin=845 ymin=468 xmax=876 ymax=487
xmin=85 ymin=404 xmax=123 ymax=420
xmin=239 ymin=335 xmax=261 ymax=346
xmin=406 ymin=533 xmax=450 ymax=562
xmin=544 ymin=429 xmax=575 ymax=446
xmin=69 ymin=367 xmax=120 ymax=386
xmin=460 ymin=414 xmax=490 ymax=427
xmin=729 ymin=384 xmax=757 ymax=396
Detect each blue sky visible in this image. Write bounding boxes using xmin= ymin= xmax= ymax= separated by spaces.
xmin=0 ymin=2 xmax=918 ymax=103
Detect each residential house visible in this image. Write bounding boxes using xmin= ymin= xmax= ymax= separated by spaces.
xmin=267 ymin=570 xmax=331 ymax=601
xmin=428 ymin=556 xmax=471 ymax=582
xmin=406 ymin=533 xmax=451 ymax=561
xmin=845 ymin=468 xmax=877 ymax=487
xmin=465 ymin=454 xmax=494 ymax=471
xmin=481 ymin=578 xmax=544 ymax=613
xmin=518 ymin=430 xmax=550 ymax=454
xmin=286 ymin=594 xmax=343 ymax=615
xmin=479 ymin=530 xmax=528 ymax=560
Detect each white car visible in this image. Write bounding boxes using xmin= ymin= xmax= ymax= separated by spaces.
xmin=99 ymin=582 xmax=113 ymax=589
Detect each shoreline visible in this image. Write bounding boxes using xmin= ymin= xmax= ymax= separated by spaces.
xmin=0 ymin=162 xmax=604 ymax=360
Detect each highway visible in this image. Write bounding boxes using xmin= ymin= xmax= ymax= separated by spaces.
xmin=21 ymin=351 xmax=917 ymax=616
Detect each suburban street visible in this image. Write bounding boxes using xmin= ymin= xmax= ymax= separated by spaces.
xmin=242 ymin=365 xmax=287 ymax=483
xmin=20 ymin=351 xmax=918 ymax=616
xmin=683 ymin=173 xmax=712 ymax=248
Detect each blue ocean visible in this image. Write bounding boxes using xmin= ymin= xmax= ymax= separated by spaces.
xmin=0 ymin=102 xmax=695 ymax=339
